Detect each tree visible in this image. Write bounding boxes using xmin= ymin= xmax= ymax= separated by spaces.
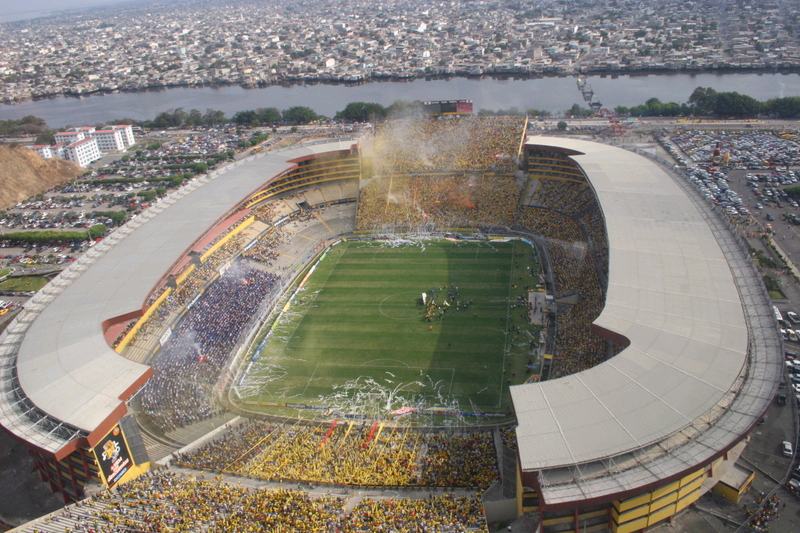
xmin=186 ymin=109 xmax=204 ymax=127
xmin=764 ymin=97 xmax=800 ymax=118
xmin=232 ymin=110 xmax=259 ymax=126
xmin=34 ymin=131 xmax=55 ymax=145
xmin=567 ymin=103 xmax=591 ymax=117
xmin=87 ymin=224 xmax=108 ymax=239
xmin=688 ymin=87 xmax=717 ymax=115
xmin=283 ymin=106 xmax=318 ymax=124
xmin=336 ymin=102 xmax=388 ymax=122
xmin=557 ymin=121 xmax=568 ymax=130
xmin=258 ymin=107 xmax=282 ymax=124
xmin=526 ymin=108 xmax=551 ymax=117
xmin=203 ymin=109 xmax=226 ymax=126
xmin=645 ymin=97 xmax=664 ymax=115
xmin=712 ymin=91 xmax=761 ymax=117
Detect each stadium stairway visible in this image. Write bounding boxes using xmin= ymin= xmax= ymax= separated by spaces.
xmin=163 ymin=412 xmax=238 ymax=452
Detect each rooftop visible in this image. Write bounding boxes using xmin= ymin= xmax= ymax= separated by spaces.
xmin=0 ymin=139 xmax=357 ymax=454
xmin=513 ymin=138 xmax=779 ymax=503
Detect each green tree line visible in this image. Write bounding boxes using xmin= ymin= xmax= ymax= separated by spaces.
xmin=10 ymin=88 xmax=800 ymax=140
xmin=0 ymin=224 xmax=107 ymax=244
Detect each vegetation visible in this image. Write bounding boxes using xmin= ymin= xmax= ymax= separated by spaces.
xmin=0 ymin=276 xmax=50 ymax=293
xmin=336 ymin=102 xmax=389 ymax=122
xmin=784 ymin=185 xmax=800 ymax=199
xmin=93 ymin=210 xmax=127 ymax=225
xmin=0 ymin=115 xmax=48 ymax=136
xmin=0 ymin=224 xmax=107 ymax=244
xmin=763 ymin=274 xmax=784 ymax=298
xmin=750 ymin=247 xmax=780 ymax=269
xmin=283 ymin=106 xmax=319 ymax=124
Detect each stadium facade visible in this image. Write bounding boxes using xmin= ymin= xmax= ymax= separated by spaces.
xmin=0 ymin=131 xmax=781 ymax=533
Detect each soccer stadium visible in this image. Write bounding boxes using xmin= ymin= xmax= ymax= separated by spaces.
xmin=0 ymin=115 xmax=782 ymax=533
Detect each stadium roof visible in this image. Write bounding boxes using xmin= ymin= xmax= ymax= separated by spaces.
xmin=513 ymin=138 xmax=779 ymax=503
xmin=0 ymin=140 xmax=357 ymax=454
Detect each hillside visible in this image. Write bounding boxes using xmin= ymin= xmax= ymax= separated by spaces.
xmin=0 ymin=145 xmax=83 ymax=210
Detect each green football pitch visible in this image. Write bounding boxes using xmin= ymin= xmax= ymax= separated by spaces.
xmin=232 ymin=238 xmax=541 ymax=424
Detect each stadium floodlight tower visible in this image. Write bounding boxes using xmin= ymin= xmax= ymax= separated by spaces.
xmin=512 ymin=137 xmax=781 ymax=533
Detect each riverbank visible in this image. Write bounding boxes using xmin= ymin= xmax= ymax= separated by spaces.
xmin=4 ymin=65 xmax=800 ymax=107
xmin=3 ymin=72 xmax=800 ymax=129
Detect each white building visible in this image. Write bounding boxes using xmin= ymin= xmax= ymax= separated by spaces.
xmin=54 ymin=125 xmax=134 ymax=153
xmin=39 ymin=124 xmax=135 ymax=167
xmin=53 ymin=130 xmax=86 ymax=145
xmin=51 ymin=142 xmax=69 ymax=160
xmin=64 ymin=137 xmax=101 ymax=167
xmin=92 ymin=128 xmax=126 ymax=152
xmin=30 ymin=145 xmax=53 ymax=159
xmin=110 ymin=124 xmax=135 ymax=149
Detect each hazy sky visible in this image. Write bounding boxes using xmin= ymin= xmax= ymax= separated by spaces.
xmin=2 ymin=0 xmax=142 ymax=23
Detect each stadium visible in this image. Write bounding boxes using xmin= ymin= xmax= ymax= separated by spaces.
xmin=0 ymin=115 xmax=782 ymax=533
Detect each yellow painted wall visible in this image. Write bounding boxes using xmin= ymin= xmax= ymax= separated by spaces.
xmin=614 ymin=516 xmax=648 ymax=533
xmin=115 ymin=286 xmax=172 ymax=352
xmin=675 ymin=488 xmax=701 ymax=512
xmin=611 ymin=466 xmax=707 ymax=533
xmin=114 ymin=462 xmax=151 ymax=487
xmin=199 ymin=215 xmax=255 ymax=262
xmin=678 ymin=476 xmax=704 ymax=499
xmin=175 ymin=263 xmax=195 ymax=285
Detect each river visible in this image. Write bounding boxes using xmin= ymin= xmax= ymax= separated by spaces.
xmin=2 ymin=72 xmax=800 ymax=127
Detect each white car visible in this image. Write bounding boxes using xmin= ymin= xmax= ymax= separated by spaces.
xmin=789 ymin=311 xmax=800 ymax=324
xmin=784 ymin=441 xmax=794 ymax=458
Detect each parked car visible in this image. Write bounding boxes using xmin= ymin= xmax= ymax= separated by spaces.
xmin=783 ymin=441 xmax=794 ymax=457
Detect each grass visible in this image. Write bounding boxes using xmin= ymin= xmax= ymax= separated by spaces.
xmin=0 ymin=276 xmax=50 ymax=292
xmin=233 ymin=238 xmax=541 ymax=424
xmin=0 ymin=268 xmax=11 ymax=278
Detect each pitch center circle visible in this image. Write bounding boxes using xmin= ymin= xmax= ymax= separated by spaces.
xmin=379 ymin=292 xmax=423 ymax=320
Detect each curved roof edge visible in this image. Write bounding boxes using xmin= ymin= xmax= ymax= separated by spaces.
xmin=513 ymin=139 xmax=776 ymax=489
xmin=0 ymin=139 xmax=358 ymax=454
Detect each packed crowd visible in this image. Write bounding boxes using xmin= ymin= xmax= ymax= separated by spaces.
xmin=339 ymin=495 xmax=487 ymax=533
xmin=140 ymin=263 xmax=278 ymax=430
xmin=174 ymin=419 xmax=499 ymax=491
xmin=514 ymin=154 xmax=611 ymax=378
xmin=126 ymin=234 xmax=247 ymax=346
xmin=372 ymin=116 xmax=525 ymax=176
xmin=356 ymin=173 xmax=521 ymax=231
xmin=527 ymin=178 xmax=597 ymax=219
xmin=240 ymin=227 xmax=288 ymax=265
xmin=19 ymin=470 xmax=487 ymax=533
xmin=499 ymin=426 xmax=517 ymax=452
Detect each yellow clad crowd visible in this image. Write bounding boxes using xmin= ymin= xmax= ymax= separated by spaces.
xmin=174 ymin=420 xmax=499 ymax=491
xmin=513 ymin=150 xmax=611 ymax=378
xmin=19 ymin=470 xmax=488 ymax=533
xmin=372 ymin=116 xmax=525 ymax=176
xmin=356 ymin=173 xmax=522 ymax=231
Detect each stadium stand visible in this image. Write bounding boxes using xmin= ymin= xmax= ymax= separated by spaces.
xmin=0 ymin=121 xmax=780 ymax=533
